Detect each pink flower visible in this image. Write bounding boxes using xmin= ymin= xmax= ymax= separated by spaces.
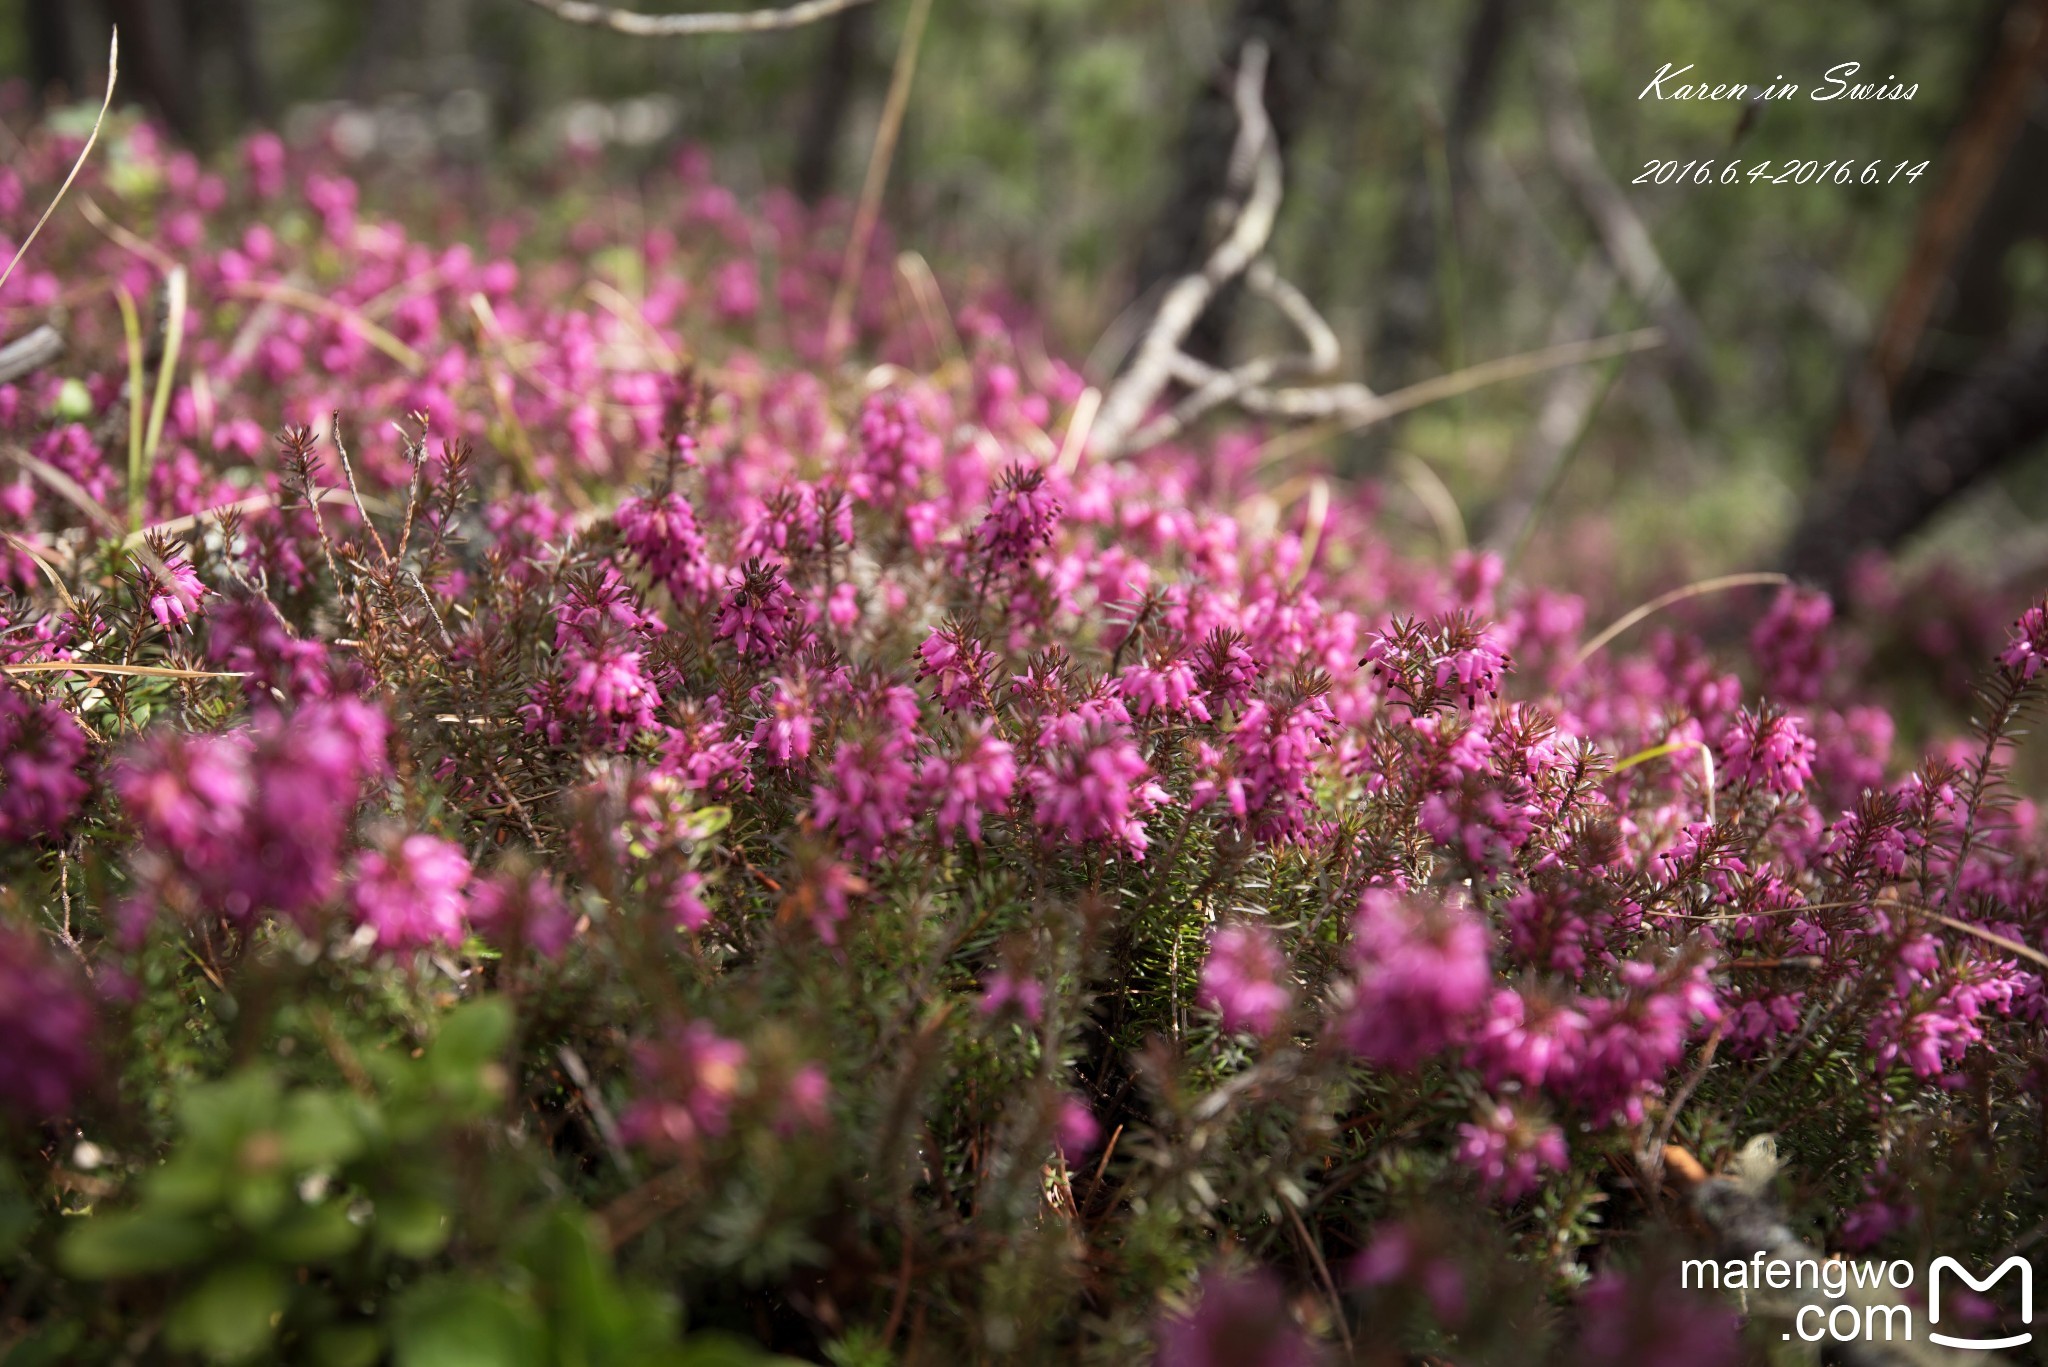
xmin=928 ymin=726 xmax=1016 ymax=843
xmin=0 ymin=686 xmax=90 ymax=843
xmin=468 ymin=871 xmax=576 ymax=958
xmin=714 ymin=559 xmax=800 ymax=660
xmin=1026 ymin=716 xmax=1167 ymax=858
xmin=623 ymin=1021 xmax=749 ymax=1153
xmin=1454 ymin=1102 xmax=1568 ymax=1201
xmin=143 ymin=552 xmax=208 ymax=631
xmin=979 ymin=969 xmax=1044 ymax=1022
xmin=1718 ymin=707 xmax=1816 ymax=797
xmin=977 ymin=463 xmax=1061 ymax=567
xmin=918 ymin=623 xmax=997 ymax=712
xmin=1199 ymin=924 xmax=1292 ymax=1035
xmin=1155 ymin=1269 xmax=1316 ymax=1367
xmin=0 ymin=926 xmax=94 ymax=1119
xmin=852 ymin=390 xmax=941 ymax=506
xmin=351 ymin=834 xmax=473 ymax=951
xmin=1052 ymin=1094 xmax=1099 ymax=1158
xmin=1334 ymin=889 xmax=1491 ymax=1070
xmin=1999 ymin=600 xmax=2048 ymax=681
xmin=1751 ymin=586 xmax=1835 ymax=703
xmin=776 ymin=1062 xmax=831 ymax=1135
xmin=615 ymin=489 xmax=710 ymax=600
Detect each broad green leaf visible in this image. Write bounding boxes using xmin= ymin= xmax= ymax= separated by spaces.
xmin=165 ymin=1262 xmax=290 ymax=1363
xmin=393 ymin=1279 xmax=544 ymax=1367
xmin=261 ymin=1201 xmax=361 ymax=1263
xmin=375 ymin=1192 xmax=451 ymax=1259
xmin=60 ymin=1210 xmax=216 ymax=1278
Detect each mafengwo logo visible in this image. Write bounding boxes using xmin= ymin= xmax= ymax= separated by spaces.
xmin=1928 ymin=1256 xmax=2032 ymax=1352
xmin=1682 ymin=1252 xmax=2033 ymax=1349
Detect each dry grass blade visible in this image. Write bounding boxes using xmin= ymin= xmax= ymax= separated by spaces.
xmin=519 ymin=0 xmax=873 ymax=36
xmin=1 ymin=531 xmax=79 ymax=612
xmin=221 ymin=280 xmax=425 ymax=374
xmin=0 ymin=29 xmax=117 ymax=299
xmin=2 ymin=662 xmax=245 ymax=680
xmin=1254 ymin=327 xmax=1664 ymax=469
xmin=826 ymin=0 xmax=936 ymax=355
xmin=1568 ymin=571 xmax=1791 ymax=673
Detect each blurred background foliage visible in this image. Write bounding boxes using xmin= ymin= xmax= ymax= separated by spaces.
xmin=2 ymin=0 xmax=2045 ymax=609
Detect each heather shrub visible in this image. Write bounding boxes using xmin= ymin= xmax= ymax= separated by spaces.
xmin=1 ymin=117 xmax=2044 ymax=1365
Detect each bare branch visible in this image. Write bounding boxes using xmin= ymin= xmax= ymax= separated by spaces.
xmin=1092 ymin=41 xmax=1279 ymax=457
xmin=517 ymin=0 xmax=873 ymax=37
xmin=1536 ymin=35 xmax=1710 ymax=400
xmin=0 ymin=326 xmax=64 ymax=386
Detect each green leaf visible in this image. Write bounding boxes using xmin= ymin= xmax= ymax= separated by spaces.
xmin=393 ymin=1279 xmax=544 ymax=1367
xmin=60 ymin=1210 xmax=217 ymax=1278
xmin=1 ymin=1322 xmax=82 ymax=1367
xmin=261 ymin=1201 xmax=362 ymax=1263
xmin=146 ymin=1153 xmax=230 ymax=1214
xmin=427 ymin=998 xmax=513 ymax=1080
xmin=375 ymin=1193 xmax=451 ymax=1259
xmin=181 ymin=1070 xmax=283 ymax=1155
xmin=308 ymin=1326 xmax=383 ymax=1367
xmin=279 ymin=1090 xmax=368 ymax=1170
xmin=164 ymin=1261 xmax=289 ymax=1362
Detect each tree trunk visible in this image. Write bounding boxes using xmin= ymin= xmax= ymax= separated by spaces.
xmin=1372 ymin=0 xmax=1517 ymax=384
xmin=791 ymin=1 xmax=875 ymax=205
xmin=24 ymin=0 xmax=88 ymax=109
xmin=1782 ymin=327 xmax=2048 ymax=593
xmin=1127 ymin=0 xmax=1342 ymax=367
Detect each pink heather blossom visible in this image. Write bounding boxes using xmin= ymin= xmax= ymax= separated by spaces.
xmin=1999 ymin=600 xmax=2048 ymax=681
xmin=979 ymin=969 xmax=1044 ymax=1022
xmin=0 ymin=926 xmax=94 ymax=1119
xmin=668 ymin=870 xmax=710 ymax=931
xmin=775 ymin=1062 xmax=832 ymax=1135
xmin=205 ymin=595 xmax=335 ymax=701
xmin=752 ymin=673 xmax=821 ymax=767
xmin=467 ymin=870 xmax=576 ymax=959
xmin=714 ymin=559 xmax=801 ymax=660
xmin=116 ymin=698 xmax=387 ymax=927
xmin=792 ymin=858 xmax=864 ymax=945
xmin=1026 ymin=716 xmax=1168 ymax=858
xmin=615 ymin=489 xmax=710 ymax=600
xmin=928 ymin=726 xmax=1016 ymax=843
xmin=1199 ymin=924 xmax=1292 ymax=1035
xmin=852 ymin=390 xmax=942 ymax=505
xmin=811 ymin=730 xmax=920 ymax=861
xmin=351 ymin=834 xmax=473 ymax=951
xmin=918 ymin=623 xmax=997 ymax=712
xmin=1118 ymin=658 xmax=1209 ymax=722
xmin=1335 ymin=889 xmax=1491 ymax=1070
xmin=1751 ymin=586 xmax=1836 ymax=703
xmin=1718 ymin=708 xmax=1817 ymax=797
xmin=1363 ymin=612 xmax=1512 ymax=710
xmin=1454 ymin=1102 xmax=1568 ymax=1201
xmin=1052 ymin=1094 xmax=1100 ymax=1158
xmin=144 ymin=552 xmax=208 ymax=631
xmin=1467 ymin=988 xmax=1589 ymax=1090
xmin=1155 ymin=1269 xmax=1317 ymax=1367
xmin=1194 ymin=629 xmax=1262 ymax=713
xmin=1574 ymin=1268 xmax=1744 ymax=1367
xmin=977 ymin=463 xmax=1061 ymax=567
xmin=1563 ymin=958 xmax=1723 ymax=1124
xmin=1351 ymin=1223 xmax=1467 ymax=1323
xmin=623 ymin=1021 xmax=749 ymax=1153
xmin=0 ymin=686 xmax=90 ymax=843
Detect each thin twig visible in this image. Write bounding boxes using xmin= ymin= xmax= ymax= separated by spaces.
xmin=518 ymin=0 xmax=873 ymax=37
xmin=1567 ymin=572 xmax=1790 ymax=674
xmin=0 ymin=29 xmax=117 ymax=298
xmin=826 ymin=0 xmax=936 ymax=355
